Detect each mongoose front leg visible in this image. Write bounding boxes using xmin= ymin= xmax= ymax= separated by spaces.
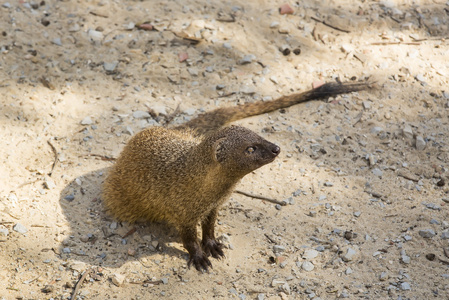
xmin=181 ymin=225 xmax=212 ymax=271
xmin=201 ymin=208 xmax=225 ymax=259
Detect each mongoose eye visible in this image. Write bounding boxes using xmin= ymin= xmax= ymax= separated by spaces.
xmin=246 ymin=146 xmax=256 ymax=154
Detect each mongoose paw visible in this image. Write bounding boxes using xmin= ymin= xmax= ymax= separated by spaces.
xmin=188 ymin=252 xmax=213 ymax=272
xmin=202 ymin=239 xmax=225 ymax=259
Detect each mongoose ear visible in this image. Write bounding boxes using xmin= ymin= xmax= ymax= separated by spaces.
xmin=212 ymin=137 xmax=227 ymax=163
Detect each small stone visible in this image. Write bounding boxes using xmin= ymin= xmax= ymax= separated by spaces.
xmin=257 ymin=294 xmax=265 ymax=300
xmin=281 ymin=283 xmax=291 ymax=295
xmin=52 ymin=38 xmax=62 ymax=46
xmin=403 ymin=124 xmax=413 ymax=139
xmin=223 ymin=42 xmax=232 ymax=49
xmin=270 ymin=22 xmax=280 ymax=28
xmin=124 ymin=126 xmax=133 ymax=135
xmin=441 ymin=231 xmax=449 ymax=239
xmin=415 ymin=135 xmax=426 ymax=151
xmin=187 ymin=68 xmax=198 ymax=76
xmin=371 ymin=126 xmax=383 ymax=134
xmin=104 ymin=61 xmax=118 ymax=72
xmin=379 ymin=271 xmax=388 ymax=281
xmin=324 ymin=181 xmax=333 ymax=187
xmin=64 ymin=194 xmax=75 ymax=201
xmin=44 ymin=178 xmax=56 ymax=189
xmin=70 ymin=262 xmax=87 ymax=272
xmin=271 ymin=279 xmax=286 ymax=287
xmin=403 ymin=235 xmax=412 ymax=241
xmin=111 ymin=273 xmax=125 ymax=287
xmin=13 ymin=223 xmax=27 ymax=234
xmin=302 ymin=249 xmax=319 ymax=260
xmin=415 ymin=74 xmax=426 ymax=83
xmin=273 ymin=245 xmax=286 ymax=253
xmin=362 ymin=101 xmax=371 ymax=109
xmin=318 ymin=195 xmax=327 ymax=201
xmin=62 ymin=247 xmax=71 ymax=253
xmin=353 ymin=211 xmax=361 ymax=217
xmin=80 ymin=116 xmax=93 ymax=125
xmin=132 ymin=111 xmax=151 ymax=119
xmin=342 ymin=247 xmax=357 ymax=262
xmin=275 ymin=204 xmax=282 ymax=210
xmin=301 ymin=261 xmax=315 ymax=271
xmin=161 ymin=277 xmax=168 ymax=284
xmin=110 ymin=222 xmax=118 ymax=230
xmin=400 ymin=282 xmax=411 ymax=291
xmin=345 ymin=267 xmax=353 ymax=275
xmin=2 ymin=2 xmax=11 ymax=8
xmin=238 ymin=54 xmax=256 ymax=65
xmin=278 ymin=27 xmax=291 ymax=34
xmin=0 ymin=227 xmax=9 ymax=237
xmin=279 ymin=3 xmax=294 ymax=15
xmin=87 ymin=29 xmax=104 ymax=42
xmin=401 ymin=254 xmax=411 ymax=264
xmin=127 ymin=248 xmax=136 ymax=256
xmin=372 ymin=168 xmax=383 ymax=177
xmin=419 ymin=229 xmax=436 ymax=238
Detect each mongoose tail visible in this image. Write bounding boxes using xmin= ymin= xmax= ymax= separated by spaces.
xmin=180 ymin=81 xmax=372 ymax=135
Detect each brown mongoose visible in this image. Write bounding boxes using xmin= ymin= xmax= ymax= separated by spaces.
xmin=102 ymin=80 xmax=371 ymax=271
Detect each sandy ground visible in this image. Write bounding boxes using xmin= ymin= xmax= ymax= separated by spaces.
xmin=1 ymin=0 xmax=449 ymax=299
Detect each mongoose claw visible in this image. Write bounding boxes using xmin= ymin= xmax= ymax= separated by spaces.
xmin=202 ymin=239 xmax=225 ymax=259
xmin=188 ymin=253 xmax=213 ymax=272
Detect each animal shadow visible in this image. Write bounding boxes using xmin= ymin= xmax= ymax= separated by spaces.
xmin=58 ymin=167 xmax=187 ymax=268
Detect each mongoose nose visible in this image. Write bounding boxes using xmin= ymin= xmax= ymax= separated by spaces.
xmin=272 ymin=146 xmax=280 ymax=155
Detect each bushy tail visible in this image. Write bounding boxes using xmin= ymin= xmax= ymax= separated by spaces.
xmin=177 ymin=81 xmax=373 ymax=135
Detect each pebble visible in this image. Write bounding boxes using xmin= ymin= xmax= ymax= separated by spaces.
xmin=362 ymin=101 xmax=371 ymax=110
xmin=441 ymin=231 xmax=449 ymax=239
xmin=415 ymin=135 xmax=426 ymax=150
xmin=419 ymin=229 xmax=436 ymax=238
xmin=64 ymin=194 xmax=75 ymax=201
xmin=353 ymin=211 xmax=361 ymax=217
xmin=52 ymin=38 xmax=62 ymax=46
xmin=104 ymin=61 xmax=118 ymax=72
xmin=124 ymin=126 xmax=134 ymax=135
xmin=257 ymin=294 xmax=265 ymax=300
xmin=110 ymin=222 xmax=118 ymax=230
xmin=223 ymin=42 xmax=232 ymax=49
xmin=345 ymin=267 xmax=353 ymax=275
xmin=372 ymin=168 xmax=383 ymax=177
xmin=342 ymin=247 xmax=357 ymax=262
xmin=301 ymin=261 xmax=315 ymax=271
xmin=415 ymin=74 xmax=426 ymax=83
xmin=400 ymin=282 xmax=411 ymax=291
xmin=111 ymin=273 xmax=125 ymax=286
xmin=270 ymin=22 xmax=280 ymax=28
xmin=0 ymin=227 xmax=9 ymax=237
xmin=238 ymin=54 xmax=256 ymax=65
xmin=44 ymin=178 xmax=56 ymax=189
xmin=279 ymin=3 xmax=294 ymax=15
xmin=302 ymin=249 xmax=319 ymax=260
xmin=132 ymin=110 xmax=151 ymax=119
xmin=87 ymin=29 xmax=104 ymax=42
xmin=70 ymin=262 xmax=87 ymax=272
xmin=13 ymin=223 xmax=27 ymax=234
xmin=161 ymin=277 xmax=168 ymax=284
xmin=402 ymin=124 xmax=413 ymax=139
xmin=324 ymin=181 xmax=333 ymax=187
xmin=273 ymin=245 xmax=286 ymax=253
xmin=80 ymin=116 xmax=93 ymax=125
xmin=2 ymin=3 xmax=11 ymax=8
xmin=62 ymin=247 xmax=71 ymax=253
xmin=188 ymin=68 xmax=198 ymax=76
xmin=379 ymin=271 xmax=388 ymax=281
xmin=271 ymin=279 xmax=286 ymax=287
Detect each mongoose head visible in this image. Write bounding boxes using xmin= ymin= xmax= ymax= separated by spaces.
xmin=211 ymin=126 xmax=280 ymax=176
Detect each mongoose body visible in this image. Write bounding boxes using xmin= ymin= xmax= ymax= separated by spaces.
xmin=102 ymin=80 xmax=371 ymax=271
xmin=103 ymin=125 xmax=280 ymax=270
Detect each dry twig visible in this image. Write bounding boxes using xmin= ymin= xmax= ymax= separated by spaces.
xmin=234 ymin=190 xmax=285 ymax=206
xmin=47 ymin=139 xmax=58 ymax=176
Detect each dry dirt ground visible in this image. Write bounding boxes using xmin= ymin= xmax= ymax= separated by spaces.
xmin=1 ymin=0 xmax=449 ymax=299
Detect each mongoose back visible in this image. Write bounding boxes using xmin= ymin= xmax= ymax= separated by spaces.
xmin=102 ymin=80 xmax=371 ymax=271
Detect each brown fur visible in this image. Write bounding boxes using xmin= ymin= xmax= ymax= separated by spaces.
xmin=102 ymin=80 xmax=371 ymax=271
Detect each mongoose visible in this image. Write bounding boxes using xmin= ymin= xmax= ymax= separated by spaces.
xmin=102 ymin=80 xmax=371 ymax=271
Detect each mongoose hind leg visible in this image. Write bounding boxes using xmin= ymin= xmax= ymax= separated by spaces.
xmin=201 ymin=208 xmax=225 ymax=259
xmin=181 ymin=225 xmax=212 ymax=271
